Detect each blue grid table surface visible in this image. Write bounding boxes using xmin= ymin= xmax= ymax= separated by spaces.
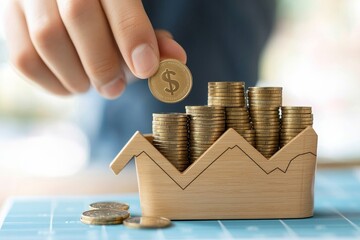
xmin=1 ymin=169 xmax=360 ymax=240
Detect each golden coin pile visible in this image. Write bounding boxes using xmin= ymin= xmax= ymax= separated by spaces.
xmin=208 ymin=82 xmax=246 ymax=107
xmin=152 ymin=113 xmax=189 ymax=172
xmin=149 ymin=82 xmax=314 ymax=162
xmin=226 ymin=107 xmax=255 ymax=146
xmin=280 ymin=106 xmax=313 ymax=147
xmin=81 ymin=201 xmax=172 ymax=228
xmin=247 ymin=87 xmax=282 ymax=158
xmin=185 ymin=106 xmax=225 ymax=163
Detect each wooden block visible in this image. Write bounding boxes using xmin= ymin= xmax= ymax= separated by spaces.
xmin=110 ymin=126 xmax=317 ymax=220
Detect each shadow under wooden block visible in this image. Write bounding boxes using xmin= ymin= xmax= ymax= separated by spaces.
xmin=110 ymin=127 xmax=318 ymax=220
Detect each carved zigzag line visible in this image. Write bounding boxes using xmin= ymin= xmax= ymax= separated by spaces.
xmin=133 ymin=145 xmax=317 ymax=190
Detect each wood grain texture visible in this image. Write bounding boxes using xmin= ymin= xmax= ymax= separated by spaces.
xmin=110 ymin=127 xmax=318 ymax=220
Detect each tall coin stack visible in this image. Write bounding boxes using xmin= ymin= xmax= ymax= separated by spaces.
xmin=152 ymin=113 xmax=189 ymax=172
xmin=207 ymin=82 xmax=255 ymax=145
xmin=226 ymin=107 xmax=255 ymax=146
xmin=247 ymin=87 xmax=282 ymax=158
xmin=185 ymin=106 xmax=225 ymax=163
xmin=208 ymin=82 xmax=246 ymax=107
xmin=280 ymin=106 xmax=313 ymax=147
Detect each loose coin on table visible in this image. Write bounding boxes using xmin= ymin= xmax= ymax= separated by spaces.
xmin=89 ymin=201 xmax=129 ymax=211
xmin=80 ymin=209 xmax=130 ymax=225
xmin=148 ymin=59 xmax=192 ymax=103
xmin=124 ymin=216 xmax=172 ymax=229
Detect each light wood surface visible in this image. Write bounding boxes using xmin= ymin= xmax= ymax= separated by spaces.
xmin=110 ymin=127 xmax=318 ymax=220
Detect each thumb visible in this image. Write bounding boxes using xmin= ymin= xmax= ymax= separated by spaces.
xmin=101 ymin=0 xmax=159 ymax=79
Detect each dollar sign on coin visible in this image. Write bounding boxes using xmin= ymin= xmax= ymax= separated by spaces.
xmin=148 ymin=59 xmax=192 ymax=103
xmin=162 ymin=69 xmax=179 ymax=95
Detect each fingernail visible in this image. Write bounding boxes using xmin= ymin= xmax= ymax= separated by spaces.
xmin=131 ymin=44 xmax=159 ymax=78
xmin=99 ymin=78 xmax=125 ymax=99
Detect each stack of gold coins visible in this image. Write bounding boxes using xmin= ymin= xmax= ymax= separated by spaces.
xmin=152 ymin=113 xmax=189 ymax=172
xmin=225 ymin=107 xmax=255 ymax=146
xmin=247 ymin=87 xmax=282 ymax=158
xmin=81 ymin=209 xmax=130 ymax=225
xmin=208 ymin=82 xmax=246 ymax=107
xmin=185 ymin=106 xmax=225 ymax=163
xmin=280 ymin=106 xmax=313 ymax=147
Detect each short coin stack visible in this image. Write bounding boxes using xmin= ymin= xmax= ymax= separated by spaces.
xmin=81 ymin=201 xmax=130 ymax=225
xmin=186 ymin=106 xmax=225 ymax=163
xmin=247 ymin=87 xmax=282 ymax=158
xmin=208 ymin=82 xmax=246 ymax=107
xmin=226 ymin=107 xmax=255 ymax=146
xmin=280 ymin=106 xmax=313 ymax=147
xmin=81 ymin=201 xmax=171 ymax=228
xmin=152 ymin=113 xmax=189 ymax=172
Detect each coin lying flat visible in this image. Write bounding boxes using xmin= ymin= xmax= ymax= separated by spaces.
xmin=89 ymin=201 xmax=129 ymax=211
xmin=80 ymin=209 xmax=130 ymax=225
xmin=148 ymin=59 xmax=192 ymax=103
xmin=123 ymin=216 xmax=171 ymax=229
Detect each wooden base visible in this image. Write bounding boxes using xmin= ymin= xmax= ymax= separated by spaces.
xmin=110 ymin=127 xmax=317 ymax=220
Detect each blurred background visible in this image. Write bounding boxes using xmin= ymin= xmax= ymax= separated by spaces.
xmin=0 ymin=0 xmax=359 ymax=201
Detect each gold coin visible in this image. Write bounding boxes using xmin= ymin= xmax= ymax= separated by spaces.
xmin=281 ymin=106 xmax=311 ymax=111
xmin=124 ymin=216 xmax=171 ymax=229
xmin=154 ymin=143 xmax=188 ymax=148
xmin=280 ymin=128 xmax=305 ymax=132
xmin=154 ymin=146 xmax=188 ymax=152
xmin=186 ymin=105 xmax=224 ymax=110
xmin=226 ymin=120 xmax=251 ymax=124
xmin=190 ymin=136 xmax=219 ymax=141
xmin=209 ymin=97 xmax=244 ymax=102
xmin=250 ymin=109 xmax=280 ymax=114
xmin=248 ymin=87 xmax=282 ymax=92
xmin=190 ymin=136 xmax=222 ymax=141
xmin=81 ymin=209 xmax=129 ymax=225
xmin=226 ymin=113 xmax=250 ymax=117
xmin=226 ymin=110 xmax=249 ymax=114
xmin=189 ymin=114 xmax=225 ymax=118
xmin=153 ymin=130 xmax=188 ymax=135
xmin=282 ymin=114 xmax=313 ymax=119
xmin=281 ymin=124 xmax=311 ymax=129
xmin=208 ymin=81 xmax=245 ymax=85
xmin=208 ymin=93 xmax=244 ymax=97
xmin=153 ymin=117 xmax=188 ymax=123
xmin=148 ymin=59 xmax=192 ymax=103
xmin=227 ymin=123 xmax=252 ymax=128
xmin=89 ymin=202 xmax=129 ymax=211
xmin=208 ymin=87 xmax=244 ymax=90
xmin=153 ymin=113 xmax=188 ymax=118
xmin=248 ymin=95 xmax=282 ymax=99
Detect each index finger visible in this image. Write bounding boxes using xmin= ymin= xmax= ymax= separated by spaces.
xmin=100 ymin=0 xmax=159 ymax=79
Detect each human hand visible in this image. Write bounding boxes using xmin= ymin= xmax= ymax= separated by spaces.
xmin=2 ymin=0 xmax=187 ymax=99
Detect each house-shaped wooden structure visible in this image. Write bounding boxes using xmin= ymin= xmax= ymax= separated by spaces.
xmin=110 ymin=127 xmax=317 ymax=220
